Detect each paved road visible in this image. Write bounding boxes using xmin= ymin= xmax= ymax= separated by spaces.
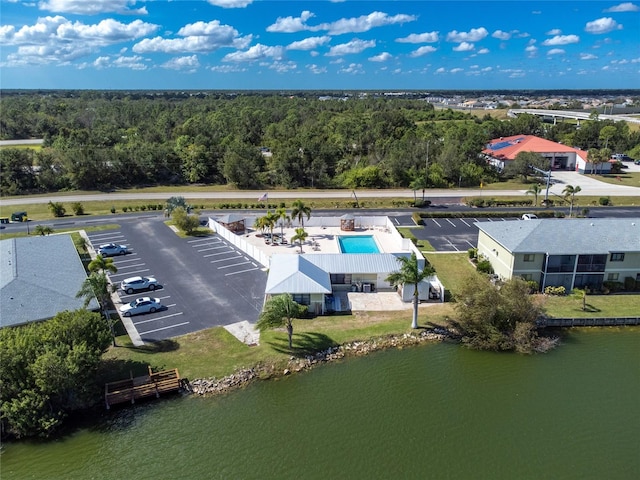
xmin=1 ymin=170 xmax=639 ymax=207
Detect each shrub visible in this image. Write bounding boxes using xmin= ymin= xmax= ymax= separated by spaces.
xmin=603 ymin=281 xmax=624 ymax=293
xmin=110 ymin=206 xmax=116 ymax=214
xmin=476 ymin=258 xmax=494 ymax=274
xmin=47 ymin=201 xmax=66 ymax=217
xmin=71 ymin=202 xmax=84 ymax=216
xmin=525 ymin=280 xmax=539 ymax=293
xmin=598 ymin=196 xmax=611 ymax=206
xmin=411 ymin=212 xmax=424 ymax=225
xmin=554 ymin=211 xmax=565 ymax=218
xmin=544 ymin=285 xmax=566 ymax=296
xmin=122 ymin=206 xmax=128 ymax=212
xmin=623 ymin=276 xmax=637 ymax=291
xmin=468 ymin=247 xmax=478 ymax=260
xmin=140 ymin=205 xmax=147 ymax=211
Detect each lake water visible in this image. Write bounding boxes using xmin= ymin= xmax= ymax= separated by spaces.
xmin=2 ymin=328 xmax=639 ymax=480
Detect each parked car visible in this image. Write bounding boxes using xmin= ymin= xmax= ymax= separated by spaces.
xmin=522 ymin=214 xmax=538 ymax=220
xmin=119 ymin=297 xmax=162 ymax=317
xmin=635 ymin=159 xmax=640 ymax=165
xmin=98 ymin=243 xmax=128 ymax=256
xmin=120 ymin=276 xmax=159 ymax=294
xmin=611 ymin=154 xmax=634 ymax=162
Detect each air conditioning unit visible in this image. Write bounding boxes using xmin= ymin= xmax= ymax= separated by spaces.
xmin=363 ymin=283 xmax=371 ymax=293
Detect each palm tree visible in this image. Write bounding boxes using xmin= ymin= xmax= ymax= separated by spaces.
xmin=264 ymin=210 xmax=279 ymax=243
xmin=254 ymin=215 xmax=269 ymax=235
xmin=88 ymin=254 xmax=118 ymax=275
xmin=275 ymin=207 xmax=290 ymax=242
xmin=256 ymin=293 xmax=306 ymax=350
xmin=563 ymin=184 xmax=582 ymax=217
xmin=291 ymin=199 xmax=311 ymax=228
xmin=409 ymin=175 xmax=428 ymax=205
xmin=385 ymin=253 xmax=435 ymax=329
xmin=76 ymin=271 xmax=117 ymax=346
xmin=34 ymin=225 xmax=54 ymax=236
xmin=291 ymin=227 xmax=308 ymax=254
xmin=525 ymin=183 xmax=542 ymax=207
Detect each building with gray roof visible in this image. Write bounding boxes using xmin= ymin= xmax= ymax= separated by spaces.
xmin=476 ymin=218 xmax=640 ymax=291
xmin=0 ymin=234 xmax=97 ymax=328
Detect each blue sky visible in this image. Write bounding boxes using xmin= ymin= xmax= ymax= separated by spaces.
xmin=0 ymin=0 xmax=638 ymax=90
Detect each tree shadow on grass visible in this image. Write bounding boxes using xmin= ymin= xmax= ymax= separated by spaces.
xmin=582 ymin=303 xmax=601 ymax=313
xmin=125 ymin=338 xmax=180 ymax=354
xmin=266 ymin=331 xmax=338 ymax=358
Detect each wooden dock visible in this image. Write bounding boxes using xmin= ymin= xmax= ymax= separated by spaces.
xmin=537 ymin=317 xmax=640 ymax=328
xmin=105 ymin=367 xmax=182 ymax=409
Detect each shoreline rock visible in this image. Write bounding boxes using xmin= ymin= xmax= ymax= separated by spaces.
xmin=189 ymin=329 xmax=449 ymax=397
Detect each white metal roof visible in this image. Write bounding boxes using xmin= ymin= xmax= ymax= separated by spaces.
xmin=265 ymin=254 xmax=332 ymax=294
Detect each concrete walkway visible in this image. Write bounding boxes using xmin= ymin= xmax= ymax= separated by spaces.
xmin=224 ymin=321 xmax=260 ymax=346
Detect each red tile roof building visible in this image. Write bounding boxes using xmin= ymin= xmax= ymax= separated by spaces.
xmin=482 ymin=135 xmax=610 ymax=174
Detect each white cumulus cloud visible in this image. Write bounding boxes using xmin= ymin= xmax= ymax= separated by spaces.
xmin=133 ymin=20 xmax=250 ymax=54
xmin=477 ymin=48 xmax=489 ymax=54
xmin=338 ymin=62 xmax=364 ymax=74
xmin=267 ymin=11 xmax=315 ymax=33
xmin=326 ymin=38 xmax=375 ymax=56
xmin=410 ymin=45 xmax=437 ymax=57
xmin=585 ymin=17 xmax=622 ymax=34
xmin=446 ymin=27 xmax=488 ymax=43
xmin=286 ymin=36 xmax=330 ymax=50
xmin=162 ymin=55 xmax=200 ymax=71
xmin=318 ymin=11 xmax=417 ymax=35
xmin=453 ymin=42 xmax=474 ymax=52
xmin=222 ymin=44 xmax=284 ymax=62
xmin=542 ymin=34 xmax=580 ymax=46
xmin=604 ymin=2 xmax=639 ymax=12
xmin=492 ymin=30 xmax=511 ymax=40
xmin=396 ymin=31 xmax=439 ymax=43
xmin=38 ymin=0 xmax=147 ymax=15
xmin=580 ymin=53 xmax=598 ymax=60
xmin=207 ymin=0 xmax=253 ymax=8
xmin=369 ymin=52 xmax=392 ymax=62
xmin=546 ymin=28 xmax=562 ymax=35
xmin=547 ymin=48 xmax=565 ymax=55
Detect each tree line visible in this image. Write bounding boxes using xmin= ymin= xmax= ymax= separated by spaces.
xmin=1 ymin=92 xmax=639 ymax=196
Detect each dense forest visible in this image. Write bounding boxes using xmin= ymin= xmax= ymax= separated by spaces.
xmin=1 ymin=91 xmax=639 ymax=196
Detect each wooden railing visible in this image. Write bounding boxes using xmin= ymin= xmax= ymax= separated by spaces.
xmin=105 ymin=367 xmax=181 ymax=409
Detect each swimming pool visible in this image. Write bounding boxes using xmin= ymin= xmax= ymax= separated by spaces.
xmin=338 ymin=235 xmax=380 ymax=254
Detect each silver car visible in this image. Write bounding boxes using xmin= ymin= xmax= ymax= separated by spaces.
xmin=119 ymin=297 xmax=162 ymax=317
xmin=98 ymin=243 xmax=128 ymax=256
xmin=120 ymin=276 xmax=159 ymax=295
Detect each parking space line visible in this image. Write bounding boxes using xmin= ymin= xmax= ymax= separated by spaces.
xmin=217 ymin=260 xmax=251 ymax=269
xmin=432 ymin=219 xmax=441 ymax=227
xmin=203 ymin=250 xmax=234 ymax=257
xmin=197 ymin=245 xmax=227 ymax=252
xmin=111 ymin=257 xmax=140 ymax=264
xmin=134 ymin=312 xmax=185 ymax=326
xmin=460 ymin=219 xmax=471 ymax=227
xmin=89 ymin=231 xmax=122 ymax=238
xmin=225 ymin=266 xmax=260 ymax=276
xmin=188 ymin=238 xmax=218 ymax=243
xmin=446 ymin=239 xmax=459 ymax=251
xmin=465 ymin=240 xmax=476 ymax=248
xmin=114 ymin=263 xmax=146 ymax=269
xmin=210 ymin=255 xmax=242 ymax=263
xmin=110 ymin=269 xmax=149 ymax=278
xmin=138 ymin=322 xmax=190 ymax=336
xmin=446 ymin=218 xmax=456 ymax=227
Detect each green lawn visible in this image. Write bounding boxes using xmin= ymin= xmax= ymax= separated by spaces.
xmin=543 ymin=294 xmax=640 ymax=318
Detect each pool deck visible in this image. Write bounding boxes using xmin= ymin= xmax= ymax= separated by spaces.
xmin=241 ymin=224 xmax=406 ymax=258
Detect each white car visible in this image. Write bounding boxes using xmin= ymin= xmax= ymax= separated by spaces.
xmin=522 ymin=214 xmax=538 ymax=220
xmin=119 ymin=297 xmax=162 ymax=317
xmin=98 ymin=243 xmax=128 ymax=256
xmin=120 ymin=276 xmax=159 ymax=295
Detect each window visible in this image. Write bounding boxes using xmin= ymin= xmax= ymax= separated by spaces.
xmin=607 ymin=273 xmax=619 ymax=281
xmin=610 ymin=253 xmax=625 ymax=262
xmin=523 ymin=254 xmax=535 ymax=262
xmin=292 ymin=294 xmax=310 ymax=306
xmin=330 ymin=274 xmax=352 ymax=285
xmin=577 ymin=254 xmax=607 ymax=273
xmin=546 ymin=255 xmax=576 ymax=273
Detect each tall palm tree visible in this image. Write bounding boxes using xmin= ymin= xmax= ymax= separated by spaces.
xmin=563 ymin=184 xmax=582 ymax=217
xmin=525 ymin=183 xmax=542 ymax=207
xmin=88 ymin=254 xmax=118 ymax=275
xmin=254 ymin=215 xmax=269 ymax=235
xmin=256 ymin=293 xmax=306 ymax=350
xmin=76 ymin=271 xmax=117 ymax=346
xmin=264 ymin=210 xmax=279 ymax=242
xmin=275 ymin=207 xmax=290 ymax=242
xmin=385 ymin=253 xmax=435 ymax=329
xmin=291 ymin=227 xmax=308 ymax=254
xmin=409 ymin=175 xmax=428 ymax=204
xmin=291 ymin=199 xmax=311 ymax=228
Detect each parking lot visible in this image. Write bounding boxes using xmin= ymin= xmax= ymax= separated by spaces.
xmin=87 ymin=217 xmax=267 ymax=342
xmin=394 ymin=214 xmax=522 ymax=252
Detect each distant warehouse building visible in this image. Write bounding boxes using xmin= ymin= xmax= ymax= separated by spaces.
xmin=476 ymin=218 xmax=640 ymax=292
xmin=0 ymin=234 xmax=97 ymax=328
xmin=482 ymin=134 xmax=611 ymax=174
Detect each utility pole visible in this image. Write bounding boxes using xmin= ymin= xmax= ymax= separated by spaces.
xmin=529 ymin=165 xmax=552 ymax=205
xmin=425 ymin=141 xmax=430 ymax=179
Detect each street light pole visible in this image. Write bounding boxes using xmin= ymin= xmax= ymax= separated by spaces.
xmin=529 ymin=165 xmax=552 ymax=204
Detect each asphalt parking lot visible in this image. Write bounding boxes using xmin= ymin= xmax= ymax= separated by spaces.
xmin=87 ymin=217 xmax=267 ymax=342
xmin=393 ymin=214 xmax=522 ymax=252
